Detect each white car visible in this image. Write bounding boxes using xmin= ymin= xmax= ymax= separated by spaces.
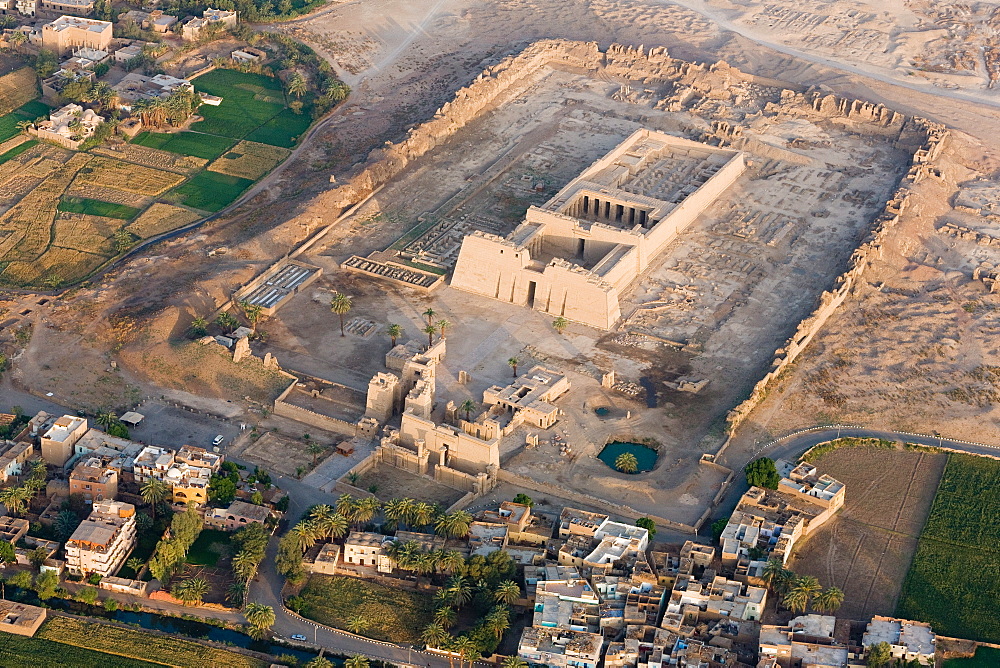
xmin=212 ymin=435 xmax=225 ymax=447
xmin=291 ymin=634 xmax=307 ymax=641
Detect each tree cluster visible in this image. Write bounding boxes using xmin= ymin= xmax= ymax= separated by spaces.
xmin=148 ymin=505 xmax=203 ymax=583
xmin=227 ymin=522 xmax=268 ymax=607
xmin=762 ymin=560 xmax=844 ymax=614
xmin=0 ymin=459 xmax=47 ymax=517
xmin=745 ymin=457 xmax=781 ymax=490
xmin=209 ymin=461 xmax=241 ymax=504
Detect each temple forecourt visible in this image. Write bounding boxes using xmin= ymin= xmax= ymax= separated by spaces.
xmin=451 ymin=129 xmax=746 ymax=329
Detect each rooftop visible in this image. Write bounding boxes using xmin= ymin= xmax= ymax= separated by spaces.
xmin=42 ymin=415 xmax=86 ymax=443
xmin=864 ymin=616 xmax=936 ymax=655
xmin=45 ymin=16 xmax=111 ymax=33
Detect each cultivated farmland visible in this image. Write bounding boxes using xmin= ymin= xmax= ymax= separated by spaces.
xmin=172 ymin=170 xmax=254 ymax=212
xmin=897 ymin=454 xmax=1000 ymax=643
xmin=126 ymin=203 xmax=201 ymax=239
xmin=134 ymin=131 xmax=236 ymax=161
xmin=0 ymin=67 xmax=37 ymax=117
xmin=787 ymin=442 xmax=947 ymax=620
xmin=208 ymin=140 xmax=290 ymax=181
xmin=37 ymin=615 xmax=268 ymax=668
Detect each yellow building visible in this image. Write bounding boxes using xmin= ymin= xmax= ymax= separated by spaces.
xmin=41 ymin=15 xmax=111 ymax=55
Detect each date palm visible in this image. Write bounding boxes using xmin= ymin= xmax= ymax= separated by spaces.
xmin=502 ymin=657 xmax=528 ymax=668
xmin=762 ymin=559 xmax=786 ymax=590
xmin=140 ymin=477 xmax=170 ymax=520
xmin=324 ymin=80 xmax=349 ymax=102
xmin=232 ymin=551 xmax=259 ymax=583
xmin=307 ymin=441 xmax=325 ymax=466
xmin=552 ymin=316 xmax=569 ymax=335
xmin=494 ymin=580 xmax=520 ymax=605
xmin=287 ymin=71 xmax=308 ymax=98
xmin=0 ymin=486 xmax=30 ymax=517
xmin=422 ymin=621 xmax=449 ymax=648
xmin=330 ymin=292 xmax=352 ymax=336
xmin=422 ymin=307 xmax=436 ymax=324
xmin=783 ymin=587 xmax=809 ymax=613
xmin=346 ymin=614 xmax=368 ymax=634
xmin=95 ymin=410 xmax=117 ymax=430
xmin=409 ymin=501 xmax=434 ymax=529
xmin=446 ymin=574 xmax=472 ymax=608
xmin=244 ymin=602 xmax=275 ymax=639
xmin=486 ymin=606 xmax=510 ymax=639
xmin=615 ymin=452 xmax=639 ymax=474
xmin=435 ymin=511 xmax=472 ymax=539
xmin=289 ymin=521 xmax=318 ymax=553
xmin=435 ymin=319 xmax=451 ymax=338
xmin=438 ymin=550 xmax=465 ymax=575
xmin=239 ymin=300 xmax=264 ymax=334
xmin=385 ymin=323 xmax=403 ymax=347
xmin=459 ymin=399 xmax=476 ymax=421
xmin=507 ymin=356 xmax=519 ymax=377
xmin=813 ymin=586 xmax=845 ymax=614
xmin=434 ymin=605 xmax=457 ymax=629
xmin=345 ymin=656 xmax=369 ymax=668
xmin=172 ymin=577 xmax=209 ymax=604
xmin=216 ymin=311 xmax=238 ymax=335
xmin=452 ymin=636 xmax=479 ymax=668
xmin=423 ymin=323 xmax=437 ymax=348
xmin=383 ymin=498 xmax=412 ymax=532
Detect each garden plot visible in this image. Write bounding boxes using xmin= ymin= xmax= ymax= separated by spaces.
xmin=133 ymin=131 xmax=236 ymax=161
xmin=0 ymin=100 xmax=50 ymax=144
xmin=170 ymin=170 xmax=253 ymax=212
xmin=126 ymin=203 xmax=201 ymax=239
xmin=0 ymin=67 xmax=37 ymax=117
xmin=208 ymin=140 xmax=290 ymax=181
xmin=74 ymin=156 xmax=185 ymax=196
xmin=51 ymin=213 xmax=119 ymax=255
xmin=92 ymin=143 xmax=208 ymax=174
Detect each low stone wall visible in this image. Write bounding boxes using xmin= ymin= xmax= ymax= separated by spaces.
xmin=273 ymin=379 xmax=365 ymax=437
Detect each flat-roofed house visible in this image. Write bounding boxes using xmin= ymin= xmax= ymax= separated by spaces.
xmin=41 ymin=15 xmax=111 ymax=55
xmin=0 ymin=601 xmax=46 ymax=637
xmin=65 ymin=500 xmax=136 ymax=577
xmin=40 ymin=414 xmax=88 ymax=466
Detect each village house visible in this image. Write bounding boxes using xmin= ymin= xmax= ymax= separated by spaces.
xmin=0 ymin=440 xmax=34 ymax=484
xmin=32 ymin=103 xmax=103 ymax=150
xmin=343 ymin=532 xmax=391 ymax=572
xmin=205 ymin=500 xmax=270 ymax=531
xmin=0 ymin=601 xmax=46 ymax=637
xmin=41 ymin=15 xmax=111 ymax=55
xmin=68 ymin=454 xmax=119 ymax=503
xmin=64 ymin=500 xmax=136 ymax=577
xmin=180 ymin=7 xmax=235 ymax=41
xmin=517 ymin=626 xmax=603 ymax=668
xmin=759 ymin=614 xmax=851 ymax=668
xmin=863 ymin=616 xmax=936 ymax=666
xmin=39 ymin=414 xmax=88 ymax=467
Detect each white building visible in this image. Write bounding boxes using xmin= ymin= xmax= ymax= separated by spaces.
xmin=343 ymin=532 xmax=392 ymax=572
xmin=518 ymin=626 xmax=603 ymax=668
xmin=64 ymin=501 xmax=136 ymax=577
xmin=863 ymin=616 xmax=936 ymax=665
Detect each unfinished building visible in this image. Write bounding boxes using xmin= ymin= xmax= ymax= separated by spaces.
xmin=451 ymin=129 xmax=745 ymax=329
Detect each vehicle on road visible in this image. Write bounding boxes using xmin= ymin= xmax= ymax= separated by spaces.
xmin=291 ymin=634 xmax=307 ymax=641
xmin=212 ymin=434 xmax=225 ymax=447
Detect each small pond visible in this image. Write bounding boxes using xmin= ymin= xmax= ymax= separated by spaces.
xmin=594 ymin=407 xmax=611 ymax=417
xmin=598 ymin=441 xmax=658 ymax=473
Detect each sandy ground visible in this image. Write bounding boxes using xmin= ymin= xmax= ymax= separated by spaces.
xmin=787 ymin=446 xmax=947 ymax=620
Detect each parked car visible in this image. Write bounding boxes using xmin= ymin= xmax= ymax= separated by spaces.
xmin=291 ymin=634 xmax=307 ymax=641
xmin=212 ymin=434 xmax=225 ymax=447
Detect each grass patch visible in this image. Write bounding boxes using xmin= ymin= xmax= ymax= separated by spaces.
xmin=799 ymin=437 xmax=898 ymax=463
xmin=170 ymin=171 xmax=253 ymax=212
xmin=38 ymin=616 xmax=266 ymax=668
xmin=244 ymin=107 xmax=312 ymax=148
xmin=0 ymin=100 xmax=51 ymax=144
xmin=186 ymin=528 xmax=230 ymax=566
xmin=897 ymin=454 xmax=1000 ymax=642
xmin=298 ymin=574 xmax=434 ymax=643
xmin=0 ymin=629 xmax=160 ymax=667
xmin=133 ymin=132 xmax=236 ymax=161
xmin=57 ymin=196 xmax=141 ymax=220
xmin=945 ymin=647 xmax=1000 ymax=667
xmin=190 ymin=70 xmax=287 ymax=140
xmin=0 ymin=139 xmax=37 ymax=164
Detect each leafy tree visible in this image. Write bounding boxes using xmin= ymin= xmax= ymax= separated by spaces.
xmin=0 ymin=541 xmax=16 ymax=568
xmin=711 ymin=516 xmax=729 ymax=543
xmin=7 ymin=571 xmax=31 ymax=590
xmin=76 ymin=586 xmax=99 ymax=605
xmin=276 ymin=532 xmax=306 ymax=583
xmin=635 ymin=517 xmax=656 ymax=539
xmin=34 ymin=49 xmax=58 ymax=78
xmin=552 ymin=316 xmax=569 ymax=335
xmin=385 ymin=323 xmax=403 ymax=347
xmin=330 ymin=292 xmax=353 ymax=336
xmin=208 ymin=474 xmax=237 ymax=504
xmin=34 ymin=570 xmax=58 ymax=599
xmin=615 ymin=452 xmax=638 ymax=474
xmin=746 ymin=457 xmax=780 ymax=489
xmin=107 ymin=422 xmax=130 ymax=439
xmin=512 ymin=493 xmax=533 ymax=507
xmin=866 ymin=641 xmax=892 ymax=668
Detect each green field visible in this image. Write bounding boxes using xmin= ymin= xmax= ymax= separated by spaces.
xmin=172 ymin=171 xmax=253 ymax=212
xmin=0 ymin=631 xmax=160 ymax=668
xmin=38 ymin=616 xmax=267 ymax=668
xmin=190 ymin=69 xmax=310 ymax=147
xmin=58 ymin=196 xmax=141 ymax=220
xmin=897 ymin=454 xmax=1000 ymax=642
xmin=298 ymin=575 xmax=434 ymax=644
xmin=0 ymin=139 xmax=37 ymax=164
xmin=0 ymin=100 xmax=52 ymax=143
xmin=186 ymin=528 xmax=231 ymax=566
xmin=945 ymin=647 xmax=1000 ymax=667
xmin=133 ymin=131 xmax=235 ymax=160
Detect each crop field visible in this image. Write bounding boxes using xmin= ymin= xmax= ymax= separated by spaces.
xmin=0 ymin=67 xmax=37 ymax=117
xmin=945 ymin=647 xmax=1000 ymax=667
xmin=298 ymin=574 xmax=434 ymax=643
xmin=0 ymin=633 xmax=159 ymax=668
xmin=208 ymin=140 xmax=290 ymax=180
xmin=75 ymin=156 xmax=185 ymax=196
xmin=38 ymin=616 xmax=267 ymax=668
xmin=0 ymin=139 xmax=36 ymax=164
xmin=0 ymin=100 xmax=51 ymax=143
xmin=57 ymin=196 xmax=141 ymax=220
xmin=172 ymin=170 xmax=253 ymax=212
xmin=134 ymin=131 xmax=236 ymax=161
xmin=126 ymin=203 xmax=201 ymax=239
xmin=788 ymin=444 xmax=947 ymax=620
xmin=897 ymin=454 xmax=1000 ymax=642
xmin=92 ymin=144 xmax=208 ymax=174
xmin=188 ymin=70 xmax=293 ymax=143
xmin=245 ymin=108 xmax=313 ymax=148
xmin=53 ymin=214 xmax=119 ymax=255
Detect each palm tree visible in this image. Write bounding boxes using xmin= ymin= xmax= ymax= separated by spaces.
xmin=486 ymin=606 xmax=510 ymax=639
xmin=813 ymin=587 xmax=845 ymax=614
xmin=615 ymin=452 xmax=639 ymax=474
xmin=232 ymin=551 xmax=259 ymax=583
xmin=244 ymin=602 xmax=275 ymax=639
xmin=409 ymin=501 xmax=434 ymax=529
xmin=795 ymin=575 xmax=822 ymax=604
xmin=422 ymin=621 xmax=449 ymax=648
xmin=54 ymin=510 xmax=80 ymax=540
xmin=8 ymin=31 xmax=26 ymax=53
xmin=502 ymin=657 xmax=528 ymax=668
xmin=346 ymin=614 xmax=368 ymax=635
xmin=762 ymin=559 xmax=786 ymax=589
xmin=126 ymin=557 xmax=144 ymax=573
xmin=15 ymin=119 xmax=33 ymax=134
xmin=289 ymin=521 xmax=318 ymax=553
xmin=383 ymin=498 xmax=412 ymax=532
xmin=385 ymin=323 xmax=403 ymax=347
xmin=239 ymin=300 xmax=264 ymax=335
xmin=508 ymin=357 xmax=519 ymax=377
xmin=434 ymin=605 xmax=457 ymax=629
xmin=452 ymin=636 xmax=479 ymax=668
xmin=173 ymin=577 xmax=210 ymax=604
xmin=783 ymin=587 xmax=809 ymax=613
xmin=307 ymin=441 xmax=326 ymax=466
xmin=94 ymin=411 xmax=117 ymax=430
xmin=459 ymin=399 xmax=476 ymax=421
xmin=423 ymin=307 xmax=436 ymax=324
xmin=446 ymin=575 xmax=472 ymax=608
xmin=435 ymin=511 xmax=472 ymax=539
xmin=436 ymin=319 xmax=451 ymax=338
xmin=352 ymin=497 xmax=380 ymax=527
xmin=216 ymin=312 xmax=238 ymax=335
xmin=189 ymin=316 xmax=208 ymax=337
xmin=552 ymin=316 xmax=569 ymax=335
xmin=774 ymin=567 xmax=796 ymax=596
xmin=0 ymin=486 xmax=30 ymax=518
xmin=423 ymin=323 xmax=437 ymax=348
xmin=140 ymin=478 xmax=170 ymax=520
xmin=306 ymin=658 xmax=333 ymax=668
xmin=494 ymin=580 xmax=520 ymax=605
xmin=438 ymin=550 xmax=465 ymax=574
xmin=345 ymin=656 xmax=369 ymax=668
xmin=330 ymin=292 xmax=353 ymax=336
xmin=324 ymin=80 xmax=349 ymax=102
xmin=287 ymin=72 xmax=308 ymax=98
xmin=227 ymin=581 xmax=247 ymax=606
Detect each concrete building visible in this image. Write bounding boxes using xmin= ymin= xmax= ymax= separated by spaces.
xmin=582 ymin=519 xmax=649 ymax=573
xmin=311 ymin=543 xmax=340 ymax=575
xmin=343 ymin=532 xmax=391 ymax=572
xmin=558 ymin=508 xmax=609 ymax=539
xmin=181 ymin=7 xmax=235 ymax=40
xmin=759 ymin=614 xmax=850 ymax=668
xmin=65 ymin=500 xmax=136 ymax=577
xmin=452 ymin=129 xmax=746 ymax=329
xmin=863 ymin=616 xmax=936 ymax=665
xmin=0 ymin=440 xmax=34 ymax=484
xmin=0 ymin=601 xmax=46 ymax=637
xmin=205 ymin=500 xmax=270 ymax=531
xmin=481 ymin=366 xmax=570 ymax=429
xmin=39 ymin=0 xmax=92 ymax=16
xmin=518 ymin=626 xmax=603 ymax=668
xmin=32 ymin=102 xmax=103 ymax=150
xmin=40 ymin=414 xmax=88 ymax=467
xmin=68 ymin=455 xmax=119 ymax=503
xmin=667 ymin=573 xmax=766 ymax=622
xmin=41 ymin=15 xmax=111 ymax=55
xmin=468 ymin=521 xmax=509 ymax=556
xmin=134 ymin=444 xmax=215 ymax=506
